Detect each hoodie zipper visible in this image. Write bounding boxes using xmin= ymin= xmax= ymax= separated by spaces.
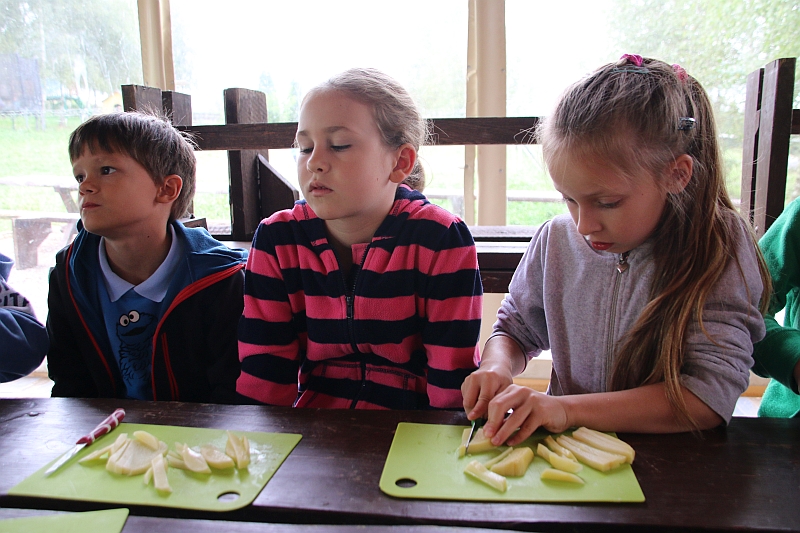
xmin=605 ymin=251 xmax=630 ymax=389
xmin=345 ymin=245 xmax=371 ymax=409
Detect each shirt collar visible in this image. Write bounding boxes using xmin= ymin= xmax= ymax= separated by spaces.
xmin=99 ymin=225 xmax=182 ymax=303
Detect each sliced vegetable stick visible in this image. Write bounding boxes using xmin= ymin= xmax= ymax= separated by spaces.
xmin=571 ymin=427 xmax=635 ymax=463
xmin=544 ymin=435 xmax=576 ymax=460
xmin=457 ymin=427 xmax=497 ymax=457
xmin=541 ymin=468 xmax=584 ymax=484
xmin=464 ymin=460 xmax=507 ymax=492
xmin=133 ymin=430 xmax=160 ymax=451
xmin=482 ymin=446 xmax=513 ymax=469
xmin=105 ymin=438 xmax=131 ymax=474
xmin=556 ymin=435 xmax=626 ymax=472
xmin=537 ymin=443 xmax=583 ymax=473
xmin=240 ymin=436 xmax=251 ymax=469
xmin=199 ymin=444 xmax=236 ymax=469
xmin=175 ymin=442 xmax=211 ymax=473
xmin=490 ymin=447 xmax=534 ymax=477
xmin=78 ymin=443 xmax=114 ymax=463
xmin=151 ymin=454 xmax=171 ymax=494
xmin=166 ymin=454 xmax=188 ymax=470
xmin=143 ymin=465 xmax=153 ymax=485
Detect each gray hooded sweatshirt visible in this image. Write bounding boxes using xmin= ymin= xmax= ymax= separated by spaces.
xmin=492 ymin=214 xmax=765 ymax=423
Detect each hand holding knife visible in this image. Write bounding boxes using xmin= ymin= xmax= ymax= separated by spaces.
xmin=44 ymin=408 xmax=125 ymax=476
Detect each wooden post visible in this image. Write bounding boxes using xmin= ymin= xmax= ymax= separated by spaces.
xmin=121 ymin=85 xmax=163 ymax=113
xmin=475 ymin=0 xmax=506 ymax=228
xmin=162 ymin=91 xmax=192 ymax=126
xmin=740 ymin=68 xmax=763 ymax=226
xmin=753 ymin=57 xmax=796 ymax=237
xmin=225 ymin=88 xmax=270 ymax=241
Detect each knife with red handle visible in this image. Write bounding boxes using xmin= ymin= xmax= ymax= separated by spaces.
xmin=44 ymin=408 xmax=126 ymax=476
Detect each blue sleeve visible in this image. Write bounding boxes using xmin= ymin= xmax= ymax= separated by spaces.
xmin=0 ymin=308 xmax=49 ymax=382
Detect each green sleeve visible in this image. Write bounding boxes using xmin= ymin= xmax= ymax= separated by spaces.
xmin=752 ymin=198 xmax=800 ymax=393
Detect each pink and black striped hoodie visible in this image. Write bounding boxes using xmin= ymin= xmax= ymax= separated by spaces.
xmin=237 ymin=185 xmax=482 ymax=409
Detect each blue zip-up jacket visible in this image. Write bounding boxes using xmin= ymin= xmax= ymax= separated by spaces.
xmin=1 ymin=253 xmax=48 ymax=382
xmin=47 ymin=221 xmax=247 ymax=403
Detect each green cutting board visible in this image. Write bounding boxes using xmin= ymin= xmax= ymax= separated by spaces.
xmin=0 ymin=508 xmax=129 ymax=533
xmin=380 ymin=423 xmax=645 ymax=502
xmin=9 ymin=423 xmax=301 ymax=511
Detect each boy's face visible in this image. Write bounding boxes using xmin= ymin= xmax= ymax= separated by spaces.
xmin=72 ymin=148 xmax=166 ymax=239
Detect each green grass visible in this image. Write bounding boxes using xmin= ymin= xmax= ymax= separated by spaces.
xmin=0 ymin=116 xmax=79 ymax=177
xmin=193 ymin=192 xmax=231 ymax=221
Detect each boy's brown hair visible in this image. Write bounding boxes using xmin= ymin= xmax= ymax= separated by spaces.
xmin=68 ymin=111 xmax=197 ymax=221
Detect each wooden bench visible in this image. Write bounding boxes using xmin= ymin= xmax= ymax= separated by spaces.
xmin=0 ymin=210 xmax=80 ymax=269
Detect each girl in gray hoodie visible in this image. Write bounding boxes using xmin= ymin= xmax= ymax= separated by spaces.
xmin=463 ymin=54 xmax=771 ymax=444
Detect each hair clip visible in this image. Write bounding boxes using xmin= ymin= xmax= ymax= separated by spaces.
xmin=620 ymin=53 xmax=644 ymax=67
xmin=672 ymin=64 xmax=689 ymax=82
xmin=678 ymin=117 xmax=696 ymax=131
xmin=612 ymin=66 xmax=650 ymax=74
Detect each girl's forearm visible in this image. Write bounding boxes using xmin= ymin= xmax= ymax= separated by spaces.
xmin=560 ymin=383 xmax=723 ymax=433
xmin=481 ymin=334 xmax=527 ymax=376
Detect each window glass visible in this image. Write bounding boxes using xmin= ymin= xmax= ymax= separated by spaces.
xmin=170 ymin=0 xmax=468 ymax=233
xmin=0 ymin=0 xmax=142 ymax=337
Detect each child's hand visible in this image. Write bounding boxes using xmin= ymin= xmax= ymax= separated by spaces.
xmin=463 ymin=334 xmax=527 ymax=422
xmin=481 ymin=385 xmax=569 ymax=447
xmin=461 ymin=362 xmax=514 ymax=421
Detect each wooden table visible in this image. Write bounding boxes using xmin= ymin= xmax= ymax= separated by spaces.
xmin=1 ymin=398 xmax=798 ymax=532
xmin=0 ymin=508 xmax=505 ymax=533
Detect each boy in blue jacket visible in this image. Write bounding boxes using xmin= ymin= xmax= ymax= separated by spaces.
xmin=46 ymin=112 xmax=247 ymax=403
xmin=1 ymin=252 xmax=48 ymax=382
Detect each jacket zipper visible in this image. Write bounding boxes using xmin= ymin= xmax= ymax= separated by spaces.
xmin=150 ymin=263 xmax=245 ymax=401
xmin=346 ymin=245 xmax=371 ymax=409
xmin=65 ymin=243 xmax=117 ymax=394
xmin=605 ymin=251 xmax=630 ymax=389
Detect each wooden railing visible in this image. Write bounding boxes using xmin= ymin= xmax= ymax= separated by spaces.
xmin=121 ymin=85 xmax=543 ymax=292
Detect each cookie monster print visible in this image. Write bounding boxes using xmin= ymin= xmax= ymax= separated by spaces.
xmin=116 ymin=310 xmax=157 ymax=383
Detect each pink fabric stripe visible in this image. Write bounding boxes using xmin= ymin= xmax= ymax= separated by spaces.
xmin=427 ymin=384 xmax=464 ymax=409
xmin=304 ymin=339 xmax=363 ymax=360
xmin=404 ymin=202 xmax=459 ymax=225
xmin=426 ymin=344 xmax=478 ymax=371
xmin=356 ymin=295 xmax=416 ymax=320
xmin=304 ymin=294 xmax=347 ymax=319
xmin=426 ymin=295 xmax=483 ymax=320
xmin=238 ymin=339 xmax=300 ymax=359
xmin=356 ymin=336 xmax=422 ymax=363
xmin=364 ymin=244 xmax=476 ymax=275
xmin=246 ymin=246 xmax=281 ymax=277
xmin=286 ymin=291 xmax=308 ymax=312
xmin=236 ymin=372 xmax=296 ymax=406
xmin=243 ymin=294 xmax=295 ymax=322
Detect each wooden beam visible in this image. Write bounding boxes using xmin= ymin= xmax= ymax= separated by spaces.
xmin=179 ymin=117 xmax=540 ymax=151
xmin=224 ymin=88 xmax=270 ymax=241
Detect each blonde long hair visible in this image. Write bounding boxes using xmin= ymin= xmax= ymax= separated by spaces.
xmin=538 ymin=55 xmax=771 ymax=430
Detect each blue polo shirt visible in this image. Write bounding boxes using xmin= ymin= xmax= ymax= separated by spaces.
xmin=97 ymin=227 xmax=183 ymax=399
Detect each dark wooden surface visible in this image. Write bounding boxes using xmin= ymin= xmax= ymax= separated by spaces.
xmin=1 ymin=398 xmax=798 ymax=532
xmin=0 ymin=508 xmax=507 ymax=533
